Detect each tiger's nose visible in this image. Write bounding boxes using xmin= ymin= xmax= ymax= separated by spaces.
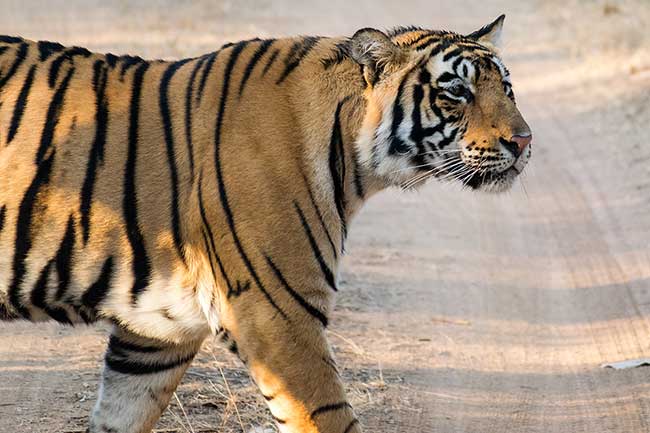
xmin=511 ymin=133 xmax=532 ymax=154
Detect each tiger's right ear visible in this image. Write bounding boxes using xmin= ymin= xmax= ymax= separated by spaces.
xmin=350 ymin=28 xmax=407 ymax=87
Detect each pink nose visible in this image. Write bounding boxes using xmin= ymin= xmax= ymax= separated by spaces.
xmin=512 ymin=134 xmax=532 ymax=153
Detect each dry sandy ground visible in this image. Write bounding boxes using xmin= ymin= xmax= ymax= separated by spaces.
xmin=1 ymin=0 xmax=650 ymax=432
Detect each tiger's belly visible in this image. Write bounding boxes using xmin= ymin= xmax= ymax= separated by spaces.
xmin=0 ymin=242 xmax=214 ymax=344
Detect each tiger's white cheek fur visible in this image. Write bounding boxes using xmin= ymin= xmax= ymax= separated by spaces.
xmin=356 ymin=83 xmax=419 ymax=187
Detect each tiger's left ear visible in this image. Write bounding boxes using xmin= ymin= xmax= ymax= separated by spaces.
xmin=350 ymin=28 xmax=408 ymax=86
xmin=467 ymin=14 xmax=506 ymax=49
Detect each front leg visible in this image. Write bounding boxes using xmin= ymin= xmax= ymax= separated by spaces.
xmin=222 ymin=281 xmax=361 ymax=433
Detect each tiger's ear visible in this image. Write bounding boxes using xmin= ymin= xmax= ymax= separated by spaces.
xmin=350 ymin=28 xmax=407 ymax=86
xmin=467 ymin=14 xmax=505 ymax=49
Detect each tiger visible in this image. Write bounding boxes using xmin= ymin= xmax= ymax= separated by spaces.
xmin=0 ymin=14 xmax=531 ymax=433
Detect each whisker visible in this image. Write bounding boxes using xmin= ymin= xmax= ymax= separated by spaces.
xmin=437 ymin=165 xmax=471 ymax=182
xmin=414 ymin=150 xmax=461 ymax=159
xmin=460 ymin=169 xmax=477 ymax=188
xmin=434 ymin=160 xmax=465 ymax=173
xmin=420 ymin=149 xmax=462 ymax=155
xmin=519 ymin=172 xmax=529 ymax=199
xmin=400 ymin=169 xmax=431 ymax=188
xmin=389 ymin=162 xmax=436 ymax=174
xmin=401 ymin=169 xmax=435 ymax=189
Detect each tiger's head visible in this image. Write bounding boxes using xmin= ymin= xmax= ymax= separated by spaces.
xmin=352 ymin=15 xmax=531 ymax=193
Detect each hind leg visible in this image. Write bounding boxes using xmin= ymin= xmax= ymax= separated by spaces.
xmin=89 ymin=326 xmax=205 ymax=433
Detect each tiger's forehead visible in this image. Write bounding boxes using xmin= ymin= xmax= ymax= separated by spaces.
xmin=388 ymin=28 xmax=509 ymax=83
xmin=389 ymin=28 xmax=491 ymax=54
xmin=390 ymin=28 xmax=505 ymax=68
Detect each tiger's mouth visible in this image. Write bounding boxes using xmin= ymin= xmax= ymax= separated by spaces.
xmin=406 ymin=143 xmax=531 ymax=192
xmin=464 ymin=144 xmax=532 ymax=192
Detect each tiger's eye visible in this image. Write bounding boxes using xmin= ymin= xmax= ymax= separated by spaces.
xmin=448 ymin=83 xmax=467 ymax=97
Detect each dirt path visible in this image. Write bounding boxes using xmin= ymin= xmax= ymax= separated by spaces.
xmin=1 ymin=1 xmax=650 ymax=432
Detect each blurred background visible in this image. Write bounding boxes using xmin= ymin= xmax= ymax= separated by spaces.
xmin=0 ymin=1 xmax=649 ymax=432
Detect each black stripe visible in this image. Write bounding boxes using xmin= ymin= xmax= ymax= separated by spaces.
xmin=30 ymin=260 xmax=72 ymax=324
xmin=389 ymin=25 xmax=424 ymax=37
xmin=38 ymin=40 xmax=65 ymax=61
xmin=407 ymin=32 xmax=436 ymax=47
xmin=53 ymin=215 xmax=75 ymax=300
xmin=80 ymin=256 xmax=114 ymax=310
xmin=200 ymin=229 xmax=219 ymax=283
xmin=105 ymin=53 xmax=118 ymax=68
xmin=322 ymin=40 xmax=350 ymax=69
xmin=160 ymin=59 xmax=193 ymax=263
xmin=80 ymin=60 xmax=109 ymax=244
xmin=213 ymin=43 xmax=288 ymax=320
xmin=261 ymin=48 xmax=280 ymax=77
xmin=428 ymin=40 xmax=454 ymax=58
xmin=8 ymin=150 xmax=57 ymax=319
xmin=7 ymin=64 xmax=74 ymax=319
xmin=184 ymin=57 xmax=208 ymax=180
xmin=455 ymin=41 xmax=490 ymax=52
xmin=119 ymin=55 xmax=145 ymax=79
xmin=388 ymin=75 xmax=410 ymax=154
xmin=197 ymin=52 xmax=218 ymax=103
xmin=272 ymin=415 xmax=287 ymax=425
xmin=351 ymin=150 xmax=365 ymax=199
xmin=36 ymin=66 xmax=76 ymax=164
xmin=312 ymin=402 xmax=351 ymax=418
xmin=0 ymin=205 xmax=5 ymax=232
xmin=415 ymin=37 xmax=450 ymax=53
xmin=276 ymin=37 xmax=320 ymax=84
xmin=48 ymin=47 xmax=90 ymax=88
xmin=7 ymin=64 xmax=37 ymax=144
xmin=294 ymin=202 xmax=337 ymax=291
xmin=301 ymin=171 xmax=338 ymax=259
xmin=105 ymin=351 xmax=196 ymax=376
xmin=108 ymin=334 xmax=162 ymax=354
xmin=418 ymin=68 xmax=432 ymax=85
xmin=437 ymin=126 xmax=459 ymax=149
xmin=410 ymin=85 xmax=428 ymax=146
xmin=197 ymin=174 xmax=234 ymax=295
xmin=0 ymin=36 xmax=23 ymax=44
xmin=329 ymin=99 xmax=348 ymax=243
xmin=239 ymin=39 xmax=274 ymax=95
xmin=0 ymin=42 xmax=28 ymax=89
xmin=452 ymin=56 xmax=466 ymax=75
xmin=265 ymin=255 xmax=328 ymax=327
xmin=343 ymin=419 xmax=360 ymax=433
xmin=322 ymin=356 xmax=340 ymax=375
xmin=124 ymin=62 xmax=152 ymax=303
xmin=443 ymin=47 xmax=467 ymax=62
xmin=30 ymin=260 xmax=52 ymax=310
xmin=436 ymin=72 xmax=458 ymax=85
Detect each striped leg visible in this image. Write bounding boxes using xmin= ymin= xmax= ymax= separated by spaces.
xmin=88 ymin=327 xmax=204 ymax=433
xmin=232 ymin=317 xmax=361 ymax=433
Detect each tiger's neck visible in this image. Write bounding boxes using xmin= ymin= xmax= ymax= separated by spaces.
xmin=285 ymin=38 xmax=386 ymax=235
